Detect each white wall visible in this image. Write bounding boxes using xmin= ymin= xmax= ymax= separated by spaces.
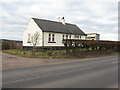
xmin=43 ymin=32 xmax=64 ymax=46
xmin=43 ymin=32 xmax=86 ymax=47
xmin=23 ymin=18 xmax=43 ymax=47
xmin=81 ymin=35 xmax=86 ymax=40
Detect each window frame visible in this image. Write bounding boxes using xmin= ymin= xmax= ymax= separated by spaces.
xmin=63 ymin=34 xmax=64 ymax=40
xmin=52 ymin=34 xmax=55 ymax=41
xmin=48 ymin=33 xmax=56 ymax=43
xmin=48 ymin=33 xmax=51 ymax=42
xmin=66 ymin=35 xmax=68 ymax=39
xmin=69 ymin=35 xmax=71 ymax=39
xmin=27 ymin=33 xmax=31 ymax=43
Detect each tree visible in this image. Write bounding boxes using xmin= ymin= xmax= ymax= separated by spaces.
xmin=31 ymin=31 xmax=41 ymax=55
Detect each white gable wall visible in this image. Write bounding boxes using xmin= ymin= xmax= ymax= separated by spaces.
xmin=23 ymin=19 xmax=43 ymax=47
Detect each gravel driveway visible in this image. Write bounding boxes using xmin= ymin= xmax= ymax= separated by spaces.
xmin=2 ymin=52 xmax=117 ymax=70
xmin=2 ymin=53 xmax=81 ymax=70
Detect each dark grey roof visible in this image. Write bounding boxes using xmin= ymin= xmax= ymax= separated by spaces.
xmin=32 ymin=18 xmax=86 ymax=35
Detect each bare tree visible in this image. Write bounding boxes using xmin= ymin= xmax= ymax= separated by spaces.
xmin=31 ymin=31 xmax=41 ymax=54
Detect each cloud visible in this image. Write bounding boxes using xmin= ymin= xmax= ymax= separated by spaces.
xmin=1 ymin=0 xmax=118 ymax=41
xmin=1 ymin=0 xmax=119 ymax=2
xmin=100 ymin=33 xmax=118 ymax=41
xmin=2 ymin=32 xmax=23 ymax=40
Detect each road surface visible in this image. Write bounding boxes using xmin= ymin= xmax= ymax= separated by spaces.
xmin=2 ymin=56 xmax=118 ymax=88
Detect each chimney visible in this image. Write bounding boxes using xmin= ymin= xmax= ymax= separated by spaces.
xmin=58 ymin=16 xmax=66 ymax=25
xmin=61 ymin=17 xmax=65 ymax=25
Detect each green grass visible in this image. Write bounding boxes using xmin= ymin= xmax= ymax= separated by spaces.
xmin=111 ymin=51 xmax=120 ymax=55
xmin=2 ymin=49 xmax=119 ymax=59
xmin=3 ymin=49 xmax=31 ymax=57
xmin=2 ymin=49 xmax=70 ymax=59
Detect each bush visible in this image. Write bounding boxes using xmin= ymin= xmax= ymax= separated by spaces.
xmin=1 ymin=39 xmax=22 ymax=50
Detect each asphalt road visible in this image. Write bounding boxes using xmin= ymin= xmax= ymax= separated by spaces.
xmin=2 ymin=56 xmax=118 ymax=88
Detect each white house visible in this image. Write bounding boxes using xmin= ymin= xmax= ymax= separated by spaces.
xmin=23 ymin=17 xmax=99 ymax=49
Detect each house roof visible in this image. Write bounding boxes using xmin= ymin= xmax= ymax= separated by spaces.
xmin=32 ymin=18 xmax=86 ymax=35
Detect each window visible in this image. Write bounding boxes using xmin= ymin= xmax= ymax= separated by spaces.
xmin=48 ymin=34 xmax=51 ymax=42
xmin=52 ymin=34 xmax=54 ymax=41
xmin=74 ymin=35 xmax=79 ymax=39
xmin=63 ymin=35 xmax=64 ymax=40
xmin=48 ymin=33 xmax=56 ymax=43
xmin=69 ymin=35 xmax=71 ymax=39
xmin=74 ymin=35 xmax=76 ymax=38
xmin=91 ymin=37 xmax=95 ymax=38
xmin=81 ymin=36 xmax=86 ymax=39
xmin=80 ymin=36 xmax=81 ymax=39
xmin=28 ymin=34 xmax=31 ymax=43
xmin=66 ymin=35 xmax=68 ymax=39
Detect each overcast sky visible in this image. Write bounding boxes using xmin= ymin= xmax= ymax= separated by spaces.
xmin=0 ymin=0 xmax=119 ymax=41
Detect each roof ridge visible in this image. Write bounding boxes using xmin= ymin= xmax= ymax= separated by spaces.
xmin=32 ymin=17 xmax=76 ymax=26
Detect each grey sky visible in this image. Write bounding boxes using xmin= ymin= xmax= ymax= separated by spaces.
xmin=1 ymin=0 xmax=119 ymax=41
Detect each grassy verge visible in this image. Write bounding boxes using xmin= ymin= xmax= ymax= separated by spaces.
xmin=2 ymin=49 xmax=119 ymax=59
xmin=2 ymin=49 xmax=71 ymax=59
